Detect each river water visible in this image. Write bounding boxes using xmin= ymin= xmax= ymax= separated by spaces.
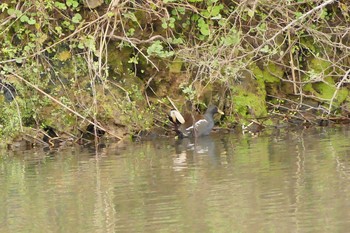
xmin=1 ymin=127 xmax=350 ymax=232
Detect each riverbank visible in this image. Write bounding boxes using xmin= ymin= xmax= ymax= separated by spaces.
xmin=1 ymin=0 xmax=350 ymax=148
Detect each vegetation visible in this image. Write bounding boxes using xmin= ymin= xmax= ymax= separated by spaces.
xmin=0 ymin=0 xmax=350 ymax=146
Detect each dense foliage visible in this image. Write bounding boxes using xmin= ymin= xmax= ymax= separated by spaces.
xmin=0 ymin=0 xmax=350 ymax=144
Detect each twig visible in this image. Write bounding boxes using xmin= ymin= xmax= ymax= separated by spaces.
xmin=166 ymin=96 xmax=181 ymax=112
xmin=328 ymin=69 xmax=350 ymax=115
xmin=287 ymin=22 xmax=298 ymax=94
xmin=108 ymin=35 xmax=166 ymax=44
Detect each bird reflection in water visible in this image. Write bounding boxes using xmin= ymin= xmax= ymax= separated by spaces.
xmin=172 ymin=136 xmax=218 ymax=171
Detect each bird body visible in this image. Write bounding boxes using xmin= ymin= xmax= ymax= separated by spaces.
xmin=169 ymin=105 xmax=223 ymax=138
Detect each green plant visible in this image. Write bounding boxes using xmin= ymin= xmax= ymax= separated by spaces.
xmin=147 ymin=41 xmax=174 ymax=58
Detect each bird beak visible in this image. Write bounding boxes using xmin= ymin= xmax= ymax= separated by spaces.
xmin=218 ymin=109 xmax=224 ymax=115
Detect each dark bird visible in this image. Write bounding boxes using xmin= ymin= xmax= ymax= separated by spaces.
xmin=169 ymin=105 xmax=223 ymax=138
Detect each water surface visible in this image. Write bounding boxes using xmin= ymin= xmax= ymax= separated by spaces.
xmin=1 ymin=127 xmax=350 ymax=232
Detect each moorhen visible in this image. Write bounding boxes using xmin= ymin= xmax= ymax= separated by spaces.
xmin=169 ymin=105 xmax=223 ymax=138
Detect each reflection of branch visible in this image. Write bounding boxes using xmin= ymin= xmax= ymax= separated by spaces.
xmin=328 ymin=69 xmax=350 ymax=115
xmin=335 ymin=155 xmax=350 ymax=180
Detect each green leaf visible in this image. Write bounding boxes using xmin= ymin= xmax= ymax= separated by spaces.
xmin=168 ymin=37 xmax=184 ymax=45
xmin=210 ymin=4 xmax=223 ymax=17
xmin=211 ymin=15 xmax=222 ymax=20
xmin=168 ymin=17 xmax=175 ymax=28
xmin=147 ymin=41 xmax=174 ymax=58
xmin=128 ymin=56 xmax=139 ymax=64
xmin=20 ymin=15 xmax=29 ymax=23
xmin=221 ymin=29 xmax=240 ymax=46
xmin=161 ymin=19 xmax=168 ymax=29
xmin=77 ymin=42 xmax=85 ymax=49
xmin=66 ymin=0 xmax=79 ymax=8
xmin=72 ymin=13 xmax=82 ymax=23
xmin=177 ymin=7 xmax=185 ymax=15
xmin=15 ymin=58 xmax=23 ymax=63
xmin=55 ymin=26 xmax=63 ymax=35
xmin=247 ymin=8 xmax=255 ymax=18
xmin=80 ymin=35 xmax=96 ymax=51
xmin=261 ymin=45 xmax=271 ymax=53
xmin=68 ymin=24 xmax=75 ymax=30
xmin=198 ymin=18 xmax=209 ymax=36
xmin=203 ymin=4 xmax=223 ymax=18
xmin=27 ymin=17 xmax=36 ymax=25
xmin=55 ymin=2 xmax=67 ymax=10
xmin=19 ymin=14 xmax=36 ymax=25
xmin=7 ymin=8 xmax=22 ymax=17
xmin=7 ymin=8 xmax=15 ymax=16
xmin=320 ymin=8 xmax=328 ymax=20
xmin=295 ymin=12 xmax=303 ymax=19
xmin=106 ymin=12 xmax=114 ymax=18
xmin=147 ymin=41 xmax=163 ymax=55
xmin=127 ymin=28 xmax=135 ymax=36
xmin=161 ymin=18 xmax=175 ymax=29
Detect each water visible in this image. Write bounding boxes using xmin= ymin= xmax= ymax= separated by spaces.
xmin=1 ymin=127 xmax=350 ymax=232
